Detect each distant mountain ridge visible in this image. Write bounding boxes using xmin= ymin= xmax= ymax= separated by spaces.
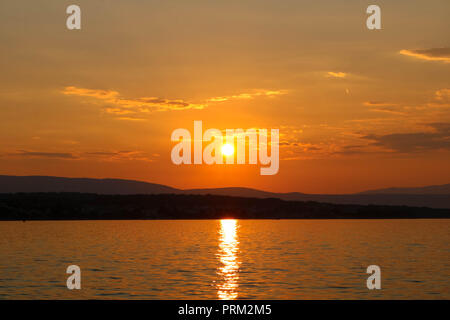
xmin=0 ymin=175 xmax=178 ymax=195
xmin=358 ymin=184 xmax=450 ymax=195
xmin=0 ymin=175 xmax=449 ymax=209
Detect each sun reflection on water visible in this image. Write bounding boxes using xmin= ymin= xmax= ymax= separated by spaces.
xmin=216 ymin=219 xmax=240 ymax=300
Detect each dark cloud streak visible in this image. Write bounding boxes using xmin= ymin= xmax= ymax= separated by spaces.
xmin=362 ymin=123 xmax=450 ymax=153
xmin=9 ymin=151 xmax=78 ymax=159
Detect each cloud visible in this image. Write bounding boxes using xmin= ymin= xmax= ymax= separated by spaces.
xmin=434 ymin=88 xmax=450 ymax=104
xmin=277 ymin=125 xmax=374 ymax=160
xmin=84 ymin=150 xmax=154 ymax=161
xmin=326 ymin=72 xmax=347 ymax=78
xmin=7 ymin=151 xmax=78 ymax=159
xmin=116 ymin=117 xmax=147 ymax=121
xmin=363 ymin=101 xmax=406 ymax=115
xmin=1 ymin=149 xmax=157 ymax=162
xmin=363 ymin=88 xmax=450 ymax=116
xmin=62 ymin=86 xmax=287 ymax=117
xmin=62 ymin=86 xmax=206 ymax=114
xmin=62 ymin=87 xmax=119 ymax=100
xmin=362 ymin=123 xmax=450 ymax=153
xmin=363 ymin=101 xmax=397 ymax=107
xmin=207 ymin=89 xmax=287 ymax=102
xmin=280 ymin=142 xmax=380 ymax=160
xmin=369 ymin=108 xmax=406 ymax=115
xmin=399 ymin=48 xmax=450 ymax=63
xmin=280 ymin=119 xmax=450 ymax=160
xmin=279 ymin=87 xmax=450 ymax=158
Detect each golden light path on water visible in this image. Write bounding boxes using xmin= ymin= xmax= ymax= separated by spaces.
xmin=216 ymin=219 xmax=240 ymax=300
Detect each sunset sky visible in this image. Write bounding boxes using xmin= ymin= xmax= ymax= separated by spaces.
xmin=0 ymin=0 xmax=449 ymax=193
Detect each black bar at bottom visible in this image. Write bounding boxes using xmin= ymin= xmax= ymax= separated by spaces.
xmin=1 ymin=300 xmax=448 ymax=319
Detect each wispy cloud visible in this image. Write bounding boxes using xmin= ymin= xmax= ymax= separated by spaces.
xmin=363 ymin=101 xmax=397 ymax=107
xmin=62 ymin=86 xmax=287 ymax=119
xmin=326 ymin=72 xmax=348 ymax=78
xmin=207 ymin=89 xmax=287 ymax=102
xmin=434 ymin=88 xmax=450 ymax=104
xmin=62 ymin=86 xmax=206 ymax=115
xmin=370 ymin=108 xmax=406 ymax=115
xmin=6 ymin=151 xmax=79 ymax=159
xmin=84 ymin=150 xmax=154 ymax=161
xmin=275 ymin=88 xmax=450 ymax=160
xmin=362 ymin=123 xmax=450 ymax=153
xmin=2 ymin=149 xmax=157 ymax=162
xmin=363 ymin=101 xmax=406 ymax=115
xmin=116 ymin=117 xmax=148 ymax=121
xmin=276 ymin=124 xmax=375 ymax=160
xmin=399 ymin=48 xmax=450 ymax=63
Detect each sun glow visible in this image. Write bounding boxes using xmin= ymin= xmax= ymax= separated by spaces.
xmin=221 ymin=143 xmax=234 ymax=157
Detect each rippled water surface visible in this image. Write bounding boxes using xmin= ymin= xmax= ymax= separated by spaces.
xmin=0 ymin=219 xmax=448 ymax=299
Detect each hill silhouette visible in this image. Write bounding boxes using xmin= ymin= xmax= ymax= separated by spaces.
xmin=1 ymin=175 xmax=449 ymax=209
xmin=358 ymin=184 xmax=450 ymax=195
xmin=0 ymin=175 xmax=178 ymax=194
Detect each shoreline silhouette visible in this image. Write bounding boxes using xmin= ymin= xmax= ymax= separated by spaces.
xmin=0 ymin=193 xmax=448 ymax=220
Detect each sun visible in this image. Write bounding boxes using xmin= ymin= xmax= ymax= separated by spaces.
xmin=221 ymin=143 xmax=234 ymax=156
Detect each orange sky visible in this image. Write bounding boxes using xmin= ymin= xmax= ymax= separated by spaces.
xmin=0 ymin=1 xmax=449 ymax=193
